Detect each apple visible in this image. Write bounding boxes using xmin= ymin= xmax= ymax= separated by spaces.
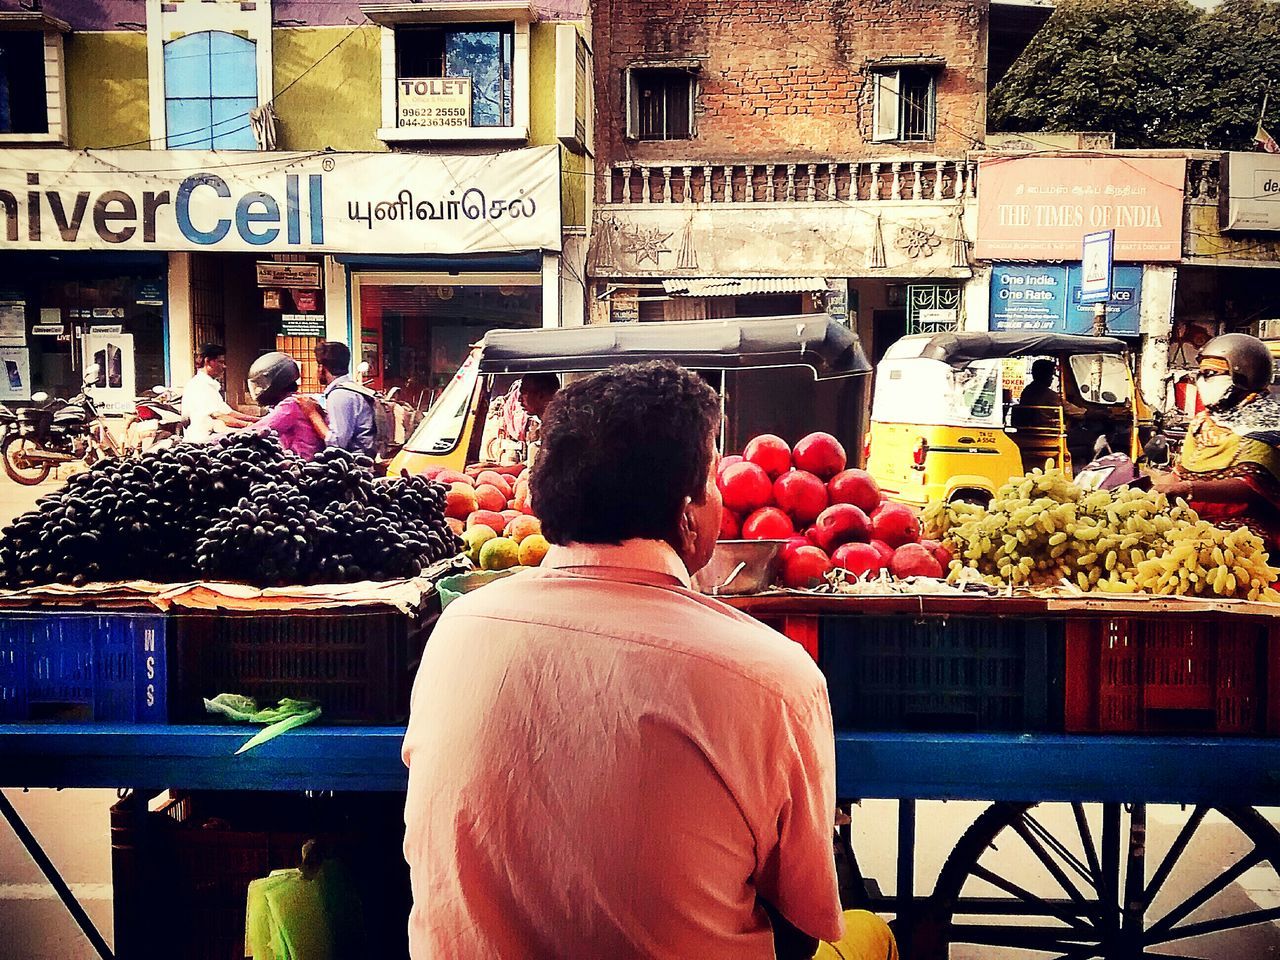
xmin=718 ymin=461 xmax=774 ymax=514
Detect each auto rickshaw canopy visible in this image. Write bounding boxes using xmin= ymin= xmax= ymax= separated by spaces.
xmin=476 ymin=316 xmax=870 ymax=379
xmin=889 ymin=332 xmax=1129 ymax=367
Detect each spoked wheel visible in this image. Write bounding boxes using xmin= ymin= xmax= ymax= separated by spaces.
xmin=2 ymin=435 xmax=50 ymax=485
xmin=924 ymin=801 xmax=1280 ymax=959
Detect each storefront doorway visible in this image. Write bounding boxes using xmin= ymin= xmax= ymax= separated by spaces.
xmin=352 ymin=272 xmax=541 ymax=410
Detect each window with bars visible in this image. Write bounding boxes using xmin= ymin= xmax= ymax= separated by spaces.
xmin=872 ymin=66 xmax=937 ymax=143
xmin=626 ymin=68 xmax=694 ymax=141
xmin=906 ymin=284 xmax=961 ymax=334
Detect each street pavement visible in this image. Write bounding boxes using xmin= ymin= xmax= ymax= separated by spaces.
xmin=1 ymin=472 xmax=1279 ymax=958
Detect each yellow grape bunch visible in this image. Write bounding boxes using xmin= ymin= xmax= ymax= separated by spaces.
xmin=923 ymin=466 xmax=1280 ymax=602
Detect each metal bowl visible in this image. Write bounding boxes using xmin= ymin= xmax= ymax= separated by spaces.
xmin=692 ymin=539 xmax=787 ymax=596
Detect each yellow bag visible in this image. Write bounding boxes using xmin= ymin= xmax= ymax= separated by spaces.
xmin=813 ymin=910 xmax=898 ymax=960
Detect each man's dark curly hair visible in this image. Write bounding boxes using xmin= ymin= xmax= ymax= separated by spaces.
xmin=531 ymin=361 xmax=721 ymax=546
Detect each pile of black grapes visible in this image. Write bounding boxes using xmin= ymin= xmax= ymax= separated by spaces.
xmin=0 ymin=437 xmax=463 ymax=588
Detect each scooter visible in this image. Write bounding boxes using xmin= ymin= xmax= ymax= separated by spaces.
xmin=122 ymin=385 xmax=187 ymax=455
xmin=2 ymin=364 xmax=122 ymax=485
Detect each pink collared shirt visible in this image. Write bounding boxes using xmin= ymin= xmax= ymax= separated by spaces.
xmin=402 ymin=539 xmax=843 ymax=958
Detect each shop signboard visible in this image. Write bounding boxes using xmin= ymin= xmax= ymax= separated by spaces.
xmin=1221 ymin=152 xmax=1280 ymax=231
xmin=975 ymin=157 xmax=1184 ymax=262
xmin=0 ymin=146 xmax=561 ymax=255
xmin=281 ymin=314 xmax=326 ymax=337
xmin=991 ymin=264 xmax=1143 ymax=335
xmin=256 ymin=261 xmax=321 ymax=289
xmin=397 ymin=77 xmax=472 ymax=129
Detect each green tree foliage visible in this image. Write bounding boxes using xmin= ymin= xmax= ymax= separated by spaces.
xmin=991 ymin=0 xmax=1280 ymax=149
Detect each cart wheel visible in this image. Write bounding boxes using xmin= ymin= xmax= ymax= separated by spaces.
xmin=2 ymin=435 xmax=50 ymax=485
xmin=922 ymin=801 xmax=1280 ymax=959
xmin=835 ymin=801 xmax=876 ymax=910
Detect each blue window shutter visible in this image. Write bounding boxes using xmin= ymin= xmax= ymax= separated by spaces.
xmin=164 ymin=31 xmax=258 ymax=150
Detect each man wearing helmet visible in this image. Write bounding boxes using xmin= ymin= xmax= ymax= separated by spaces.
xmin=242 ymin=352 xmax=329 ymax=460
xmin=1152 ymin=333 xmax=1280 ymax=553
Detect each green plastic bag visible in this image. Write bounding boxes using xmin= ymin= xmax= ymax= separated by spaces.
xmin=204 ymin=694 xmax=321 ymax=755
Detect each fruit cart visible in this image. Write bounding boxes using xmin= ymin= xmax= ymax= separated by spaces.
xmin=5 ymin=593 xmax=1280 ymax=959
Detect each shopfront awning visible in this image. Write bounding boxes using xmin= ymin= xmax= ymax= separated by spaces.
xmin=661 ymin=277 xmax=829 ymax=298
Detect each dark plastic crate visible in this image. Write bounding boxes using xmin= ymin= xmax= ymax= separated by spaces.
xmin=111 ymin=790 xmax=410 ymax=960
xmin=1065 ymin=617 xmax=1275 ymax=735
xmin=169 ymin=602 xmax=437 ymax=724
xmin=820 ymin=615 xmax=1064 ymax=732
xmin=0 ymin=612 xmax=167 ymax=722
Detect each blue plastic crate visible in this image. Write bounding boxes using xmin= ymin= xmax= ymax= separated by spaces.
xmin=0 ymin=612 xmax=167 ymax=722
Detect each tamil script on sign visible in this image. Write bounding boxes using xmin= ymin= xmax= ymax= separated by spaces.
xmin=0 ymin=146 xmax=561 ymax=255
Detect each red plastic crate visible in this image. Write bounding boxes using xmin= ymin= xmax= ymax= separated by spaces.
xmin=1065 ymin=617 xmax=1277 ymax=735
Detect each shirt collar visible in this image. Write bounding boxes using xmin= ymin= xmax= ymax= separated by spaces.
xmin=542 ymin=539 xmax=693 ymax=589
xmin=323 ymin=374 xmax=352 ymax=395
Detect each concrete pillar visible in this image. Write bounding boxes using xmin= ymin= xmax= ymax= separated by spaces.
xmin=541 ymin=252 xmax=561 ymax=327
xmin=323 ymin=256 xmax=349 ymax=344
xmin=166 ymin=252 xmax=193 ymax=384
xmin=1138 ymin=265 xmax=1177 ymax=409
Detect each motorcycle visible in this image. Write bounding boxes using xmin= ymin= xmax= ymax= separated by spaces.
xmin=122 ymin=385 xmax=187 ymax=455
xmin=2 ymin=364 xmax=123 ymax=485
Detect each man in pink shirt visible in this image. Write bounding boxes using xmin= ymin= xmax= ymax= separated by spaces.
xmin=403 ymin=362 xmax=861 ymax=958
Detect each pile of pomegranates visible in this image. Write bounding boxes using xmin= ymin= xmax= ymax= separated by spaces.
xmin=716 ymin=432 xmax=950 ymax=589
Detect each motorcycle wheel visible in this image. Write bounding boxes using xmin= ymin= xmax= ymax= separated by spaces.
xmin=2 ymin=434 xmax=52 ymax=485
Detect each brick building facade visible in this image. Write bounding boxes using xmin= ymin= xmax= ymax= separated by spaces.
xmin=592 ymin=0 xmax=989 ymax=170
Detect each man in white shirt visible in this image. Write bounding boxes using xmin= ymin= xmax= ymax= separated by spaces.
xmin=181 ymin=343 xmax=256 ymax=443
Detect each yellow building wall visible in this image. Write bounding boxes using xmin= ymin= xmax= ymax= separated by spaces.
xmin=65 ymin=32 xmax=150 ymax=149
xmin=530 ymin=22 xmax=588 ymax=230
xmin=1186 ymin=203 xmax=1280 ymax=264
xmin=272 ymin=26 xmax=384 ymax=152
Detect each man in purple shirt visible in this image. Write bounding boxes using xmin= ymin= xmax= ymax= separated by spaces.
xmin=315 ymin=342 xmax=376 ymax=457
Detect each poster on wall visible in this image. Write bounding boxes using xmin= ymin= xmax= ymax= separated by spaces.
xmin=0 ymin=346 xmax=31 ymax=400
xmin=0 ymin=301 xmax=25 ymax=343
xmin=975 ymin=157 xmax=1184 ymax=262
xmin=991 ymin=265 xmax=1143 ymax=335
xmin=82 ymin=332 xmax=135 ymax=414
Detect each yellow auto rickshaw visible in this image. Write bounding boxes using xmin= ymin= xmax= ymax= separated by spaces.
xmin=865 ymin=332 xmax=1148 ymax=507
xmin=387 ymin=316 xmax=871 ymax=477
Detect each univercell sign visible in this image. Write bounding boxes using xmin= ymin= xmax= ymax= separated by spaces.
xmin=0 ymin=146 xmax=561 ymax=254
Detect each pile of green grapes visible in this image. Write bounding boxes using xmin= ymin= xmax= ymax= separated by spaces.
xmin=922 ymin=467 xmax=1280 ymax=601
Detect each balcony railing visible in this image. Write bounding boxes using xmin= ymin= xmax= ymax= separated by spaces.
xmin=605 ymin=159 xmax=977 ymax=205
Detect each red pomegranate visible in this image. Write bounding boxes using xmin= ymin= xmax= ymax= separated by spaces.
xmin=869 ymin=539 xmax=896 ymax=566
xmin=811 ymin=503 xmax=872 ymax=552
xmin=716 ymin=455 xmax=744 ymax=484
xmin=780 ymin=545 xmax=833 ymax=589
xmin=773 ymin=470 xmax=829 ymax=526
xmin=828 ymin=469 xmax=882 ymax=514
xmin=792 ymin=432 xmax=847 ymax=479
xmin=743 ymin=434 xmax=792 ymax=479
xmin=742 ymin=506 xmax=795 ymax=540
xmin=780 ymin=536 xmax=811 ymax=563
xmin=890 ymin=543 xmax=944 ymax=579
xmin=832 ymin=542 xmax=886 ymax=578
xmin=922 ymin=539 xmax=954 ymax=570
xmin=719 ymin=508 xmax=741 ymax=540
xmin=871 ymin=502 xmax=922 ymax=549
xmin=718 ymin=461 xmax=773 ymax=514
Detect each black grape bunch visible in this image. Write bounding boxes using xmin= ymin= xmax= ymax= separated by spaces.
xmin=0 ymin=436 xmax=462 ymax=589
